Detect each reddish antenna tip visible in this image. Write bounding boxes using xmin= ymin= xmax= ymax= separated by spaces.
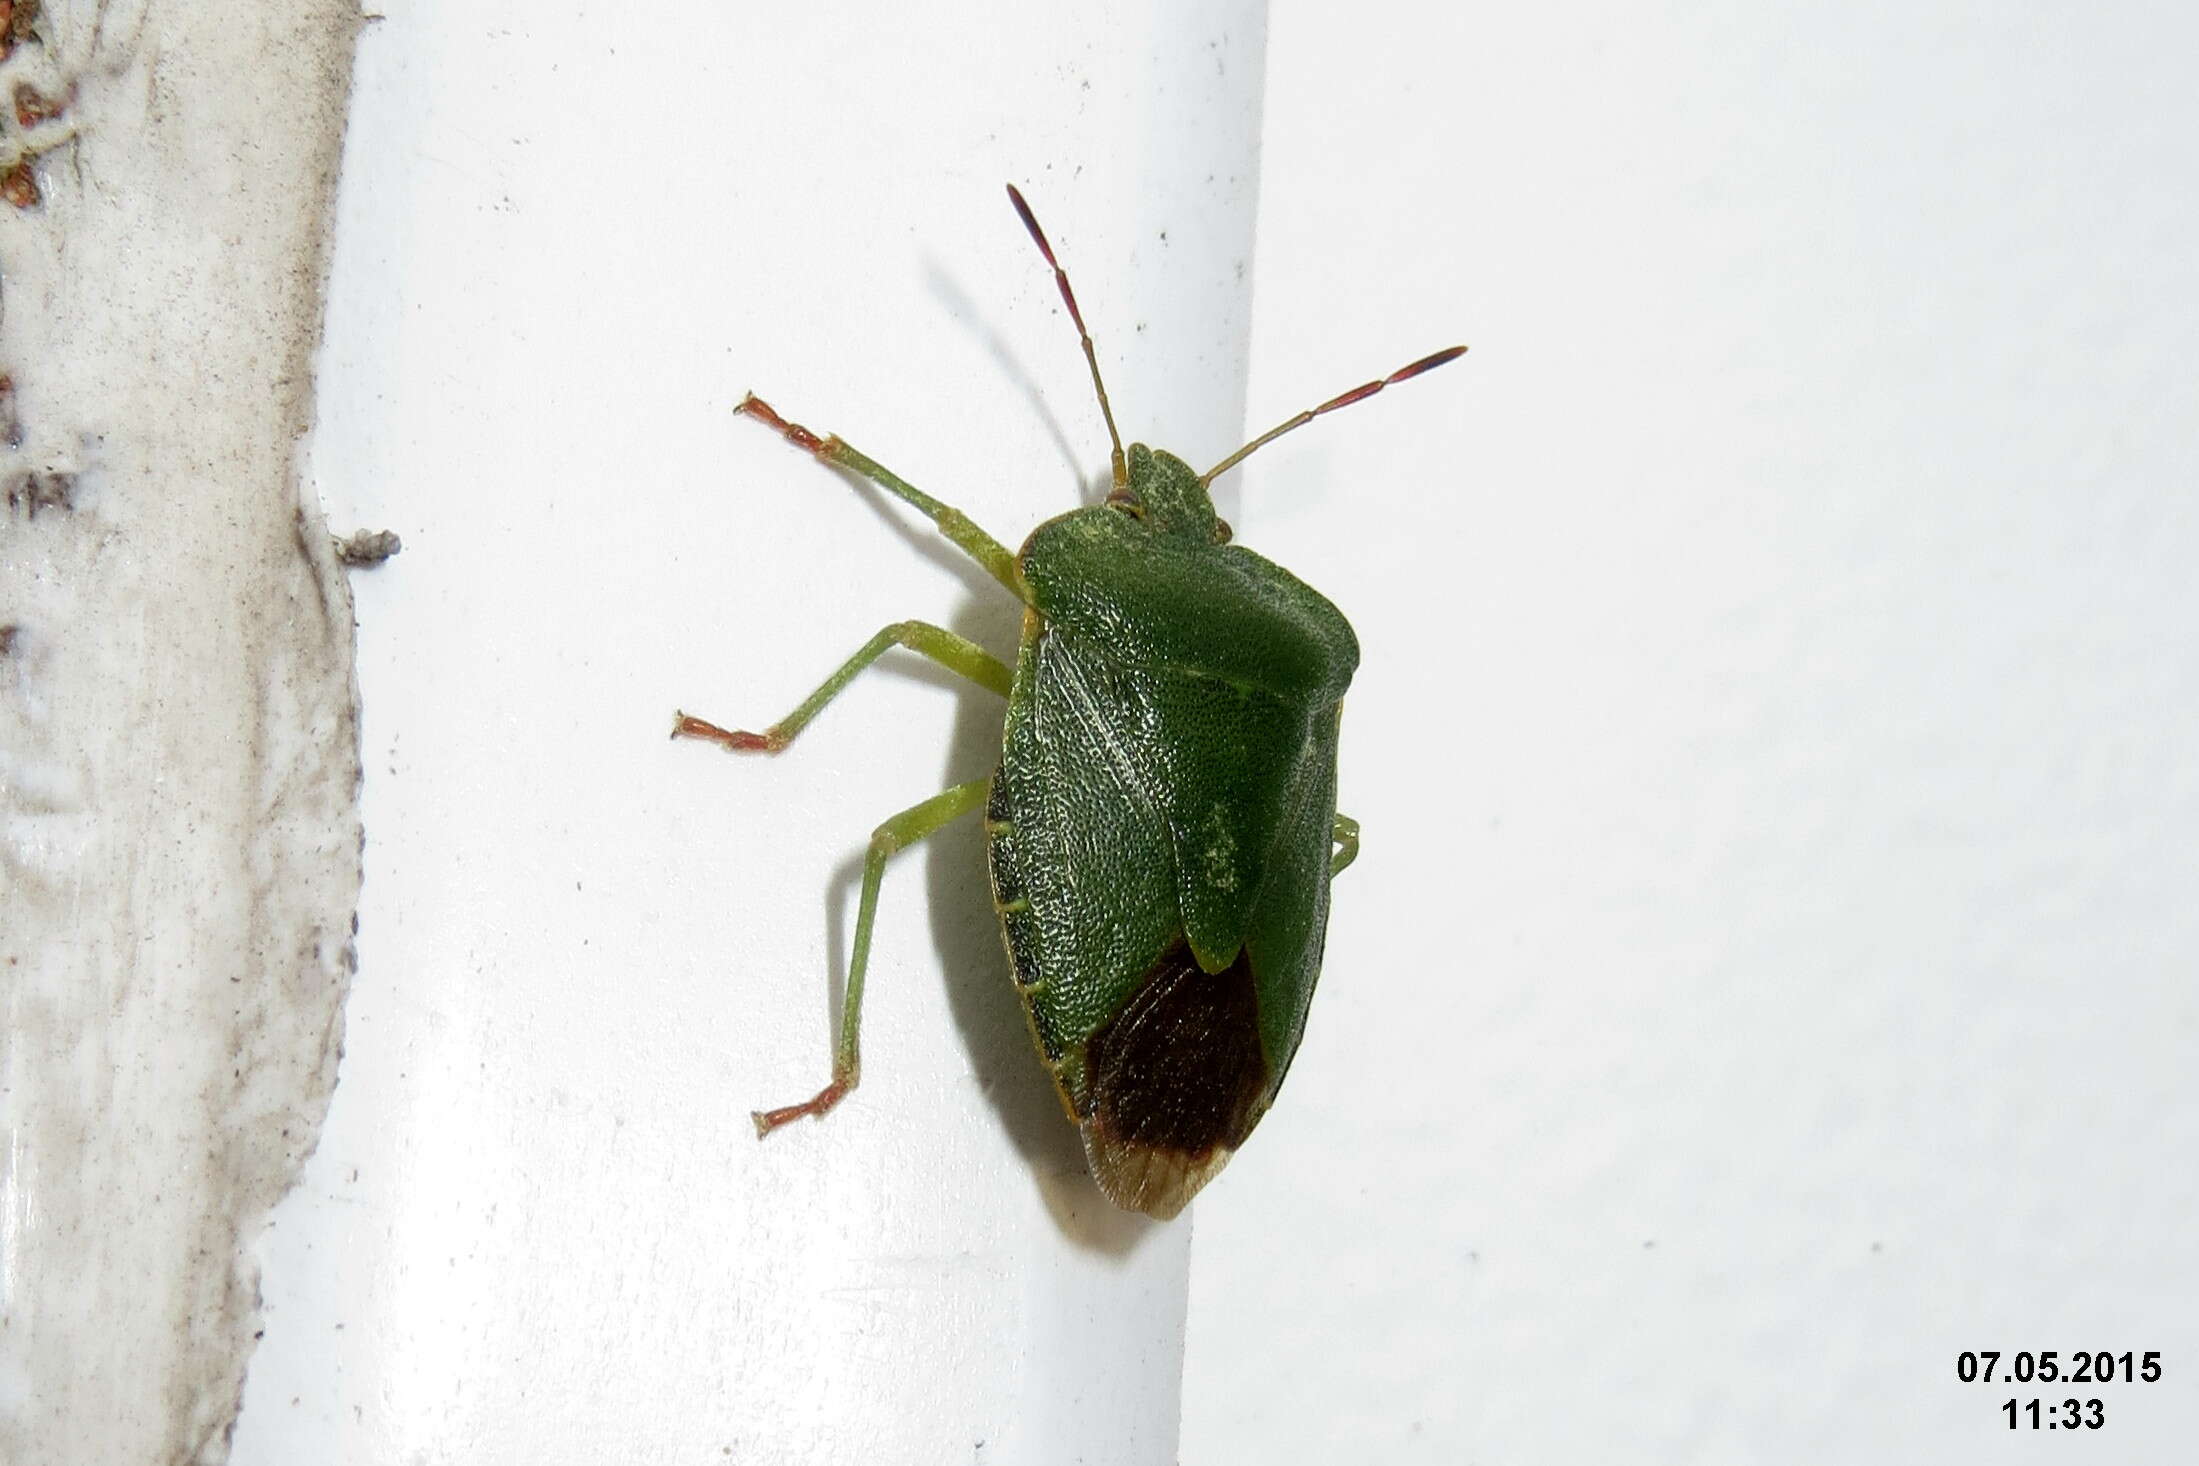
xmin=1005 ymin=183 xmax=1045 ymax=252
xmin=1401 ymin=345 xmax=1470 ymax=378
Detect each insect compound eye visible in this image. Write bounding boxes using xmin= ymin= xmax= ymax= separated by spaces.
xmin=1211 ymin=518 xmax=1233 ymax=544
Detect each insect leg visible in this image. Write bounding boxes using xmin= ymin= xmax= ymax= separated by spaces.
xmin=735 ymin=393 xmax=1030 ymax=601
xmin=752 ymin=778 xmax=994 ymax=1137
xmin=1330 ymin=813 xmax=1361 ymax=877
xmin=673 ymin=621 xmax=1011 ymax=754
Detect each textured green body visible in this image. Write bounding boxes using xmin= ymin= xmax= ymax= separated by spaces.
xmin=984 ymin=445 xmax=1358 ymax=1203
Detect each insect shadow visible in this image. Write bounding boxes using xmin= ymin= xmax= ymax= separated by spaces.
xmin=920 ymin=257 xmax=1092 ymax=501
xmin=805 ymin=447 xmax=1157 ymax=1257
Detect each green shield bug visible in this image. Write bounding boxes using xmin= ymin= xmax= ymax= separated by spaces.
xmin=675 ymin=185 xmax=1464 ymax=1219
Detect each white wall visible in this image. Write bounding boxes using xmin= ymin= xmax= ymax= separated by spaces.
xmin=1185 ymin=3 xmax=2199 ymax=1462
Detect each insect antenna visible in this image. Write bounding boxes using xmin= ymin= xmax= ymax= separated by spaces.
xmin=1200 ymin=345 xmax=1468 ymax=487
xmin=1007 ymin=183 xmax=1128 ymax=491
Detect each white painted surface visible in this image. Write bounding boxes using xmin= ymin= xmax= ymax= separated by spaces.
xmin=24 ymin=2 xmax=2183 ymax=1460
xmin=235 ymin=4 xmax=1263 ymax=1464
xmin=1185 ymin=2 xmax=2199 ymax=1462
xmin=0 ymin=3 xmax=360 ymax=1463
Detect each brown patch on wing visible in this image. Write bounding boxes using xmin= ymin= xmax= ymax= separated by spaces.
xmin=1079 ymin=941 xmax=1269 ymax=1219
